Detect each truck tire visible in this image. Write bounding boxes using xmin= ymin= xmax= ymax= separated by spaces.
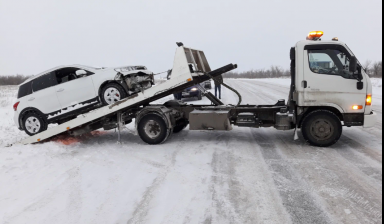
xmin=22 ymin=111 xmax=48 ymax=136
xmin=101 ymin=83 xmax=127 ymax=106
xmin=173 ymin=124 xmax=187 ymax=133
xmin=301 ymin=110 xmax=342 ymax=147
xmin=138 ymin=114 xmax=170 ymax=145
xmin=173 ymin=119 xmax=189 ymax=134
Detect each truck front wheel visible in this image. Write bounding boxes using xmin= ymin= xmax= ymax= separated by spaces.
xmin=301 ymin=110 xmax=342 ymax=147
xmin=138 ymin=114 xmax=171 ymax=145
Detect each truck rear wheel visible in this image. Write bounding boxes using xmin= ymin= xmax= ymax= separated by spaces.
xmin=301 ymin=110 xmax=342 ymax=147
xmin=173 ymin=119 xmax=189 ymax=134
xmin=138 ymin=114 xmax=170 ymax=145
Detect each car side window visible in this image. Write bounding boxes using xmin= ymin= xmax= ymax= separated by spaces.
xmin=308 ymin=49 xmax=355 ymax=79
xmin=55 ymin=67 xmax=93 ymax=85
xmin=18 ymin=82 xmax=33 ymax=99
xmin=32 ymin=72 xmax=57 ymax=92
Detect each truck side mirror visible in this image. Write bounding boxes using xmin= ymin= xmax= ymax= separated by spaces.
xmin=357 ymin=82 xmax=364 ymax=90
xmin=349 ymin=56 xmax=358 ymax=73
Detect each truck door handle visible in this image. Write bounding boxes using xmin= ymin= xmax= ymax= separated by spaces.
xmin=28 ymin=97 xmax=35 ymax=101
xmin=57 ymin=88 xmax=64 ymax=92
xmin=302 ymin=81 xmax=308 ymax=88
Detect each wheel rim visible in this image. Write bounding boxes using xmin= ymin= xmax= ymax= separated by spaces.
xmin=310 ymin=119 xmax=334 ymax=141
xmin=104 ymin=87 xmax=121 ymax=105
xmin=25 ymin=117 xmax=41 ymax=134
xmin=144 ymin=120 xmax=161 ymax=139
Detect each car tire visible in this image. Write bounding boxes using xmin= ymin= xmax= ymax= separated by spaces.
xmin=101 ymin=83 xmax=127 ymax=105
xmin=22 ymin=111 xmax=48 ymax=136
xmin=138 ymin=114 xmax=171 ymax=145
xmin=301 ymin=110 xmax=342 ymax=147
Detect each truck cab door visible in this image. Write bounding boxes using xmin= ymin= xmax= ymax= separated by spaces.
xmin=303 ymin=45 xmax=367 ymax=114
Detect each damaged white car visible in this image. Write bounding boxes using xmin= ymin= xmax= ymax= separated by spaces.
xmin=13 ymin=65 xmax=154 ymax=136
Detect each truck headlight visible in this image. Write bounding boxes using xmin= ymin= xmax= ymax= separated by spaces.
xmin=191 ymin=88 xmax=198 ymax=91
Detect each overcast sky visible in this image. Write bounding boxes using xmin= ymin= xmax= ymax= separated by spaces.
xmin=0 ymin=0 xmax=382 ymax=76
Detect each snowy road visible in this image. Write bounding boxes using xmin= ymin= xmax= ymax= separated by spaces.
xmin=0 ymin=79 xmax=382 ymax=224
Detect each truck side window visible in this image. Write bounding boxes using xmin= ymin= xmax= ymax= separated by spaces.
xmin=308 ymin=50 xmax=355 ymax=79
xmin=308 ymin=50 xmax=340 ymax=75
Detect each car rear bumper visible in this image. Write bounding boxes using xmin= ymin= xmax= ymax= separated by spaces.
xmin=364 ymin=111 xmax=377 ymax=128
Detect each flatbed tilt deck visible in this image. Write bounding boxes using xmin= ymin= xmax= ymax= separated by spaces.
xmin=12 ymin=33 xmax=377 ymax=147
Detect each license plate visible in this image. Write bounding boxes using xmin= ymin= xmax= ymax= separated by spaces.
xmin=182 ymin=93 xmax=190 ymax=97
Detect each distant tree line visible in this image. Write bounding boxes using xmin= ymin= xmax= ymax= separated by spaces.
xmin=224 ymin=66 xmax=290 ymax=79
xmin=0 ymin=75 xmax=31 ymax=85
xmin=0 ymin=61 xmax=381 ymax=85
xmin=364 ymin=61 xmax=383 ymax=78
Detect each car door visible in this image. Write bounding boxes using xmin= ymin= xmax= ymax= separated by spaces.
xmin=54 ymin=67 xmax=97 ymax=110
xmin=303 ymin=45 xmax=367 ymax=114
xmin=30 ymin=72 xmax=62 ymax=116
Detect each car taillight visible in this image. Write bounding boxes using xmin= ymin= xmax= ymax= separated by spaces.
xmin=366 ymin=94 xmax=372 ymax=106
xmin=13 ymin=102 xmax=20 ymax=111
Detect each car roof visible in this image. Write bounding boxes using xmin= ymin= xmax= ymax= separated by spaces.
xmin=19 ymin=65 xmax=97 ymax=86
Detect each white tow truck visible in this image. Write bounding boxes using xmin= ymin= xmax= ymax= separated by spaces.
xmin=10 ymin=31 xmax=377 ymax=147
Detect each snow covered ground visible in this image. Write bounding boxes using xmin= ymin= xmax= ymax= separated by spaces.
xmin=0 ymin=79 xmax=382 ymax=224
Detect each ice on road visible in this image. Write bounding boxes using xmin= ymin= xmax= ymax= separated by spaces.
xmin=0 ymin=79 xmax=382 ymax=224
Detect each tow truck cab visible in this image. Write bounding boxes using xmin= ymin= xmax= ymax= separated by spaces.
xmin=290 ymin=32 xmax=377 ymax=129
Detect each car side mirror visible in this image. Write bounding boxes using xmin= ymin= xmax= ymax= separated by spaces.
xmin=76 ymin=70 xmax=87 ymax=77
xmin=349 ymin=56 xmax=358 ymax=73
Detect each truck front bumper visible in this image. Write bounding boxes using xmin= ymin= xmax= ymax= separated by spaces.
xmin=364 ymin=111 xmax=377 ymax=128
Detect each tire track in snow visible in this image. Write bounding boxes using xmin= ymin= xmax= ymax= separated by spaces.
xmin=339 ymin=135 xmax=382 ymax=163
xmin=209 ymin=132 xmax=244 ymax=223
xmin=126 ymin=129 xmax=195 ymax=224
xmin=336 ymin=139 xmax=382 ymax=187
xmin=249 ymin=129 xmax=334 ymax=224
xmin=274 ymin=131 xmax=382 ymax=224
xmin=208 ymin=129 xmax=292 ymax=224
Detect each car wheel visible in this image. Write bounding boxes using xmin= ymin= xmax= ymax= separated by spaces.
xmin=22 ymin=111 xmax=48 ymax=136
xmin=302 ymin=110 xmax=342 ymax=147
xmin=138 ymin=114 xmax=171 ymax=145
xmin=101 ymin=83 xmax=127 ymax=105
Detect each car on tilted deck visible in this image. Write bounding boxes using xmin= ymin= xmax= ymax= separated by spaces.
xmin=13 ymin=65 xmax=154 ymax=136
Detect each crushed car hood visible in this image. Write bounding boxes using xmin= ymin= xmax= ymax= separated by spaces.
xmin=113 ymin=66 xmax=153 ymax=76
